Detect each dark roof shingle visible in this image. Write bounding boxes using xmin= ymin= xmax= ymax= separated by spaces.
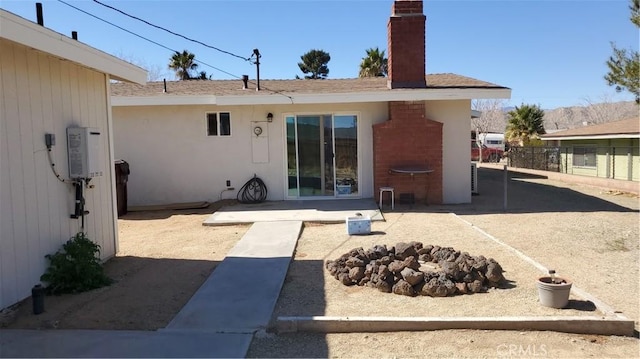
xmin=111 ymin=73 xmax=509 ymax=97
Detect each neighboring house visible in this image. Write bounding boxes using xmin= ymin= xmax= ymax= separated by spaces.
xmin=111 ymin=0 xmax=511 ymax=207
xmin=541 ymin=118 xmax=639 ymax=181
xmin=0 ymin=10 xmax=146 ymax=310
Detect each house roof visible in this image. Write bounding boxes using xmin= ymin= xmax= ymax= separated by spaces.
xmin=0 ymin=9 xmax=146 ymax=84
xmin=541 ymin=117 xmax=640 ymax=140
xmin=111 ymin=74 xmax=511 ymax=106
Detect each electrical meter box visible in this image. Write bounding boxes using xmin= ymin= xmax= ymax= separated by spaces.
xmin=67 ymin=127 xmax=102 ymax=178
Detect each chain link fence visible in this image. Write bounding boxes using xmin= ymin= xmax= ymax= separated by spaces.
xmin=506 ymin=145 xmax=638 ymax=181
xmin=507 ymin=146 xmax=561 ymax=172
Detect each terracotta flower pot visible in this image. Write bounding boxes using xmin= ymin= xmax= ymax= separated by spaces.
xmin=537 ymin=276 xmax=572 ymax=308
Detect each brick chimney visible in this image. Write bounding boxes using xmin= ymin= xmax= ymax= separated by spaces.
xmin=373 ymin=0 xmax=442 ymax=205
xmin=387 ymin=0 xmax=426 ymax=89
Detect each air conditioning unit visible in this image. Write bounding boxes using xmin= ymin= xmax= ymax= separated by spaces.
xmin=471 ymin=162 xmax=478 ymax=194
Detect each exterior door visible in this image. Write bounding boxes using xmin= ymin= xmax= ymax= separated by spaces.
xmin=286 ymin=114 xmax=358 ymax=198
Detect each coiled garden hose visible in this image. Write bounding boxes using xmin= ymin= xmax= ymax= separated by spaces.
xmin=237 ymin=174 xmax=268 ymax=204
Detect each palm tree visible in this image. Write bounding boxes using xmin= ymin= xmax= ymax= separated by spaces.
xmin=168 ymin=50 xmax=198 ymax=80
xmin=505 ymin=104 xmax=546 ymax=146
xmin=197 ymin=71 xmax=211 ymax=80
xmin=298 ymin=49 xmax=330 ymax=79
xmin=359 ymin=47 xmax=387 ymax=77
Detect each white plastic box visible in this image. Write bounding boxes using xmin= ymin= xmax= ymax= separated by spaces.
xmin=346 ymin=215 xmax=371 ymax=235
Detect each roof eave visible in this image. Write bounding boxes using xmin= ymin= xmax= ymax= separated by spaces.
xmin=542 ymin=134 xmax=640 ymax=141
xmin=1 ymin=10 xmax=147 ymax=85
xmin=112 ymin=87 xmax=512 ymax=107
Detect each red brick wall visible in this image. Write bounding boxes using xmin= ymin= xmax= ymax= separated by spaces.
xmin=387 ymin=0 xmax=426 ymax=89
xmin=373 ymin=101 xmax=443 ymax=204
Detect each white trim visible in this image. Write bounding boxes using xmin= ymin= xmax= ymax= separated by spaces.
xmin=542 ymin=134 xmax=640 ymax=141
xmin=1 ymin=9 xmax=146 ymax=85
xmin=111 ymin=88 xmax=512 ymax=107
xmin=114 ymin=96 xmax=218 ymax=106
xmin=105 ymin=76 xmax=119 ymax=254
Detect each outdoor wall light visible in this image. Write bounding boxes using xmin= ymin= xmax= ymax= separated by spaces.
xmin=267 ymin=113 xmax=273 ymax=122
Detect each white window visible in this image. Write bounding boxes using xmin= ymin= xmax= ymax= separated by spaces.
xmin=572 ymin=147 xmax=596 ymax=167
xmin=207 ymin=112 xmax=231 ymax=136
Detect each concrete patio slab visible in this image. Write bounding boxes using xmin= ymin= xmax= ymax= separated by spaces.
xmin=203 ymin=198 xmax=384 ymax=225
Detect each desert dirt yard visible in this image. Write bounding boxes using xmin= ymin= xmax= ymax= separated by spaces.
xmin=1 ymin=168 xmax=639 ymax=358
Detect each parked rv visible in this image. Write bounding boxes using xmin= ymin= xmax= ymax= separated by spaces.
xmin=478 ymin=133 xmax=505 ymax=152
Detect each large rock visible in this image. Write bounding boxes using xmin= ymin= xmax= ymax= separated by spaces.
xmin=486 ymin=260 xmax=505 ymax=285
xmin=421 ymin=275 xmax=456 ymax=297
xmin=401 ymin=268 xmax=424 ymax=286
xmin=372 ymin=245 xmax=388 ymax=257
xmin=346 ymin=257 xmax=365 ymax=268
xmin=392 ymin=279 xmax=416 ymax=296
xmin=349 ymin=267 xmax=365 ymax=282
xmin=378 ymin=264 xmax=390 ymax=278
xmin=402 ymin=256 xmax=421 ymax=271
xmin=338 ymin=273 xmax=353 ymax=286
xmin=379 ymin=255 xmax=393 ymax=265
xmin=395 ymin=242 xmax=418 ymax=260
xmin=376 ymin=277 xmax=393 ymax=293
xmin=468 ymin=280 xmax=484 ymax=293
xmin=388 ymin=260 xmax=406 ymax=274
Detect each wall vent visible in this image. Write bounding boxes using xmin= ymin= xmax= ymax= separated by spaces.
xmin=471 ymin=162 xmax=478 ymax=194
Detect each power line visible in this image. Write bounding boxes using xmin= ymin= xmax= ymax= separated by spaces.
xmin=56 ymin=0 xmax=293 ymax=101
xmin=56 ymin=0 xmax=239 ymax=78
xmin=92 ymin=0 xmax=251 ymax=62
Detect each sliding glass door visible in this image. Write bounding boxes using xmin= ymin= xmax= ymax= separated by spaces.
xmin=286 ymin=114 xmax=358 ymax=198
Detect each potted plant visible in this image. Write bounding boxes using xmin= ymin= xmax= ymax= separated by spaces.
xmin=537 ymin=270 xmax=572 ymax=308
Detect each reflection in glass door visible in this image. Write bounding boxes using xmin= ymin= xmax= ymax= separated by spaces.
xmin=334 ymin=115 xmax=358 ymax=196
xmin=286 ymin=114 xmax=358 ymax=198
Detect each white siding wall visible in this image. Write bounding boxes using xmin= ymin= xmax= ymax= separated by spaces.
xmin=425 ymin=100 xmax=473 ymax=204
xmin=113 ymin=102 xmax=388 ymax=206
xmin=0 ymin=39 xmax=117 ymax=310
xmin=114 ymin=100 xmax=473 ymax=206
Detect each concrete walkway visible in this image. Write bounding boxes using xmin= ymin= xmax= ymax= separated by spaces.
xmin=0 ymin=221 xmax=303 ymax=358
xmin=164 ymin=221 xmax=302 ymax=333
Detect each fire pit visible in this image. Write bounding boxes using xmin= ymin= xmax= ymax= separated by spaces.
xmin=325 ymin=241 xmax=506 ymax=297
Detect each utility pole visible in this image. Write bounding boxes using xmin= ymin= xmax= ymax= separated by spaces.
xmin=251 ymin=49 xmax=261 ymax=91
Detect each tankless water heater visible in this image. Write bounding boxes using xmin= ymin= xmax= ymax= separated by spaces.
xmin=67 ymin=127 xmax=102 ymax=179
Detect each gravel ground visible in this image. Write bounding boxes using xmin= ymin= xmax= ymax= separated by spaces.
xmin=2 ymin=168 xmax=638 ymax=358
xmin=247 ymin=167 xmax=640 ymax=358
xmin=0 ymin=200 xmax=248 ymax=331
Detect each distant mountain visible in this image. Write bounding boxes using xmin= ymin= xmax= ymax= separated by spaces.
xmin=542 ymin=101 xmax=638 ymax=131
xmin=488 ymin=101 xmax=638 ymax=133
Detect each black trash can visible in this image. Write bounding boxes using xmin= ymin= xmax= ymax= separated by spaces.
xmin=114 ymin=160 xmax=130 ymax=217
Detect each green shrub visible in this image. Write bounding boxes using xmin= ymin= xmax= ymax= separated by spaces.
xmin=40 ymin=232 xmax=112 ymax=294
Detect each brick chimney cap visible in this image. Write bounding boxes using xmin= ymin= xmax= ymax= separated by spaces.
xmin=392 ymin=0 xmax=424 ymax=16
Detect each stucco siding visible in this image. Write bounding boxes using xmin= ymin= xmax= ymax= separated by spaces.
xmin=113 ymin=102 xmax=387 ymax=206
xmin=425 ymin=100 xmax=472 ymax=204
xmin=114 ymin=100 xmax=473 ymax=206
xmin=1 ymin=39 xmax=117 ymax=309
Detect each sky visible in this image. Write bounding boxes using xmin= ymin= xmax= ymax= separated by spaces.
xmin=1 ymin=0 xmax=638 ymax=110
